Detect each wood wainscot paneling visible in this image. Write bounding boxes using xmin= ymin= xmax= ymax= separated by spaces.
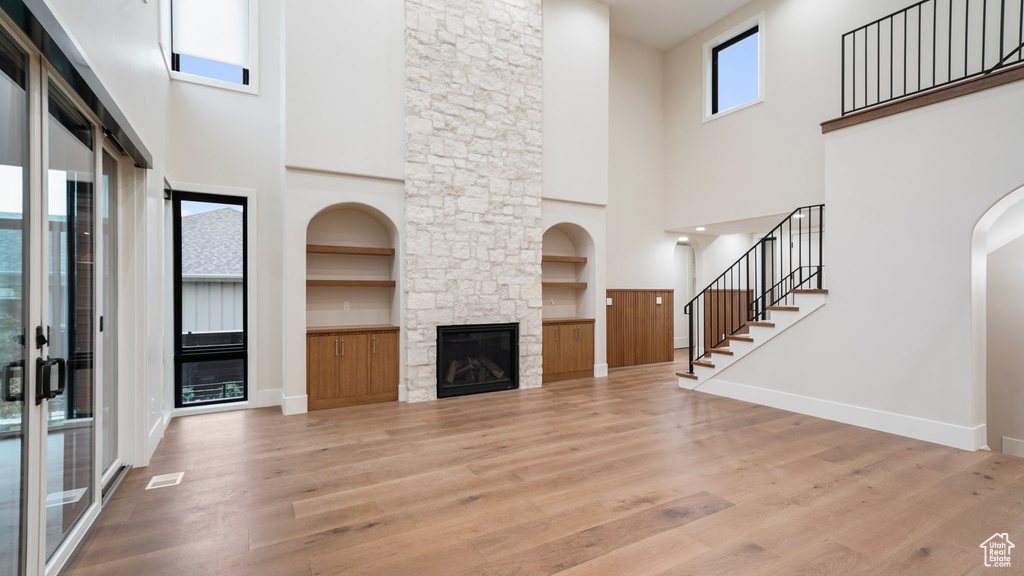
xmin=606 ymin=290 xmax=674 ymax=369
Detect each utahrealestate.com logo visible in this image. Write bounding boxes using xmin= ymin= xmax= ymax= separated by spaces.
xmin=980 ymin=533 xmax=1015 ymax=568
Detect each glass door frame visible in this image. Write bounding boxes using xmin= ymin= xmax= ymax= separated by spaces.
xmin=0 ymin=8 xmax=132 ymax=575
xmin=35 ymin=63 xmax=105 ymax=576
xmin=172 ymin=191 xmax=249 ymax=409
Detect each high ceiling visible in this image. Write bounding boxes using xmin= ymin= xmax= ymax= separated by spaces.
xmin=598 ymin=0 xmax=759 ymax=51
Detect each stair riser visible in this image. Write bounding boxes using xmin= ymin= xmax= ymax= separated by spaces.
xmin=679 ymin=291 xmax=827 ymax=390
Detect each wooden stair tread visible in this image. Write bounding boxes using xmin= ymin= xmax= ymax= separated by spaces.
xmin=677 ymin=372 xmax=698 ymax=380
xmin=693 ymin=361 xmax=715 ymax=369
xmin=709 ymin=349 xmax=734 ymax=356
xmin=749 ymin=321 xmax=775 ymax=328
xmin=791 ymin=289 xmax=829 ymax=294
xmin=728 ymin=336 xmax=754 ymax=343
xmin=767 ymin=306 xmax=799 ymax=312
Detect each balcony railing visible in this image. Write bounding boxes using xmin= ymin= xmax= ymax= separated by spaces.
xmin=842 ymin=0 xmax=1024 ymax=115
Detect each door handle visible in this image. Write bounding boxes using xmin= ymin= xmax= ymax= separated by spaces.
xmin=335 ymin=339 xmax=339 ymax=357
xmin=372 ymin=338 xmax=376 ymax=354
xmin=555 ymin=327 xmax=558 ymax=342
xmin=2 ymin=360 xmax=24 ymax=402
xmin=341 ymin=340 xmax=345 ymax=356
xmin=35 ymin=357 xmax=67 ymax=405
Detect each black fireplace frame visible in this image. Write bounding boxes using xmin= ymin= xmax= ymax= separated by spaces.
xmin=436 ymin=323 xmax=519 ymax=399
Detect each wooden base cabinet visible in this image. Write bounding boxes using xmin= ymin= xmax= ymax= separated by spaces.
xmin=542 ymin=318 xmax=595 ymax=383
xmin=307 ymin=326 xmax=399 ymax=410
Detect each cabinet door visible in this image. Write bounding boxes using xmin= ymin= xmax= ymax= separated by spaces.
xmin=339 ymin=334 xmax=370 ymax=397
xmin=558 ymin=324 xmax=578 ymax=373
xmin=369 ymin=332 xmax=399 ymax=398
xmin=308 ymin=335 xmax=340 ymax=404
xmin=543 ymin=324 xmax=560 ymax=376
xmin=577 ymin=323 xmax=594 ymax=373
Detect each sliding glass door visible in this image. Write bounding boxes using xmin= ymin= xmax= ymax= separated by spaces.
xmin=42 ymin=82 xmax=96 ymax=562
xmin=0 ymin=25 xmax=29 ymax=576
xmin=173 ymin=193 xmax=248 ymax=408
xmin=0 ymin=14 xmax=128 ymax=572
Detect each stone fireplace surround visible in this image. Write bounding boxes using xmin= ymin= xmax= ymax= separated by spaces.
xmin=403 ymin=0 xmax=545 ymax=402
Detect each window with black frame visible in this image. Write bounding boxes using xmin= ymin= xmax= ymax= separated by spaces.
xmin=711 ymin=24 xmax=760 ymax=115
xmin=172 ymin=192 xmax=248 ymax=408
xmin=170 ymin=0 xmax=251 ymax=86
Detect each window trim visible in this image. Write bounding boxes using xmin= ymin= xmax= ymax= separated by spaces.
xmin=171 ymin=191 xmax=250 ymax=409
xmin=161 ymin=0 xmax=259 ymax=95
xmin=703 ymin=13 xmax=765 ymax=123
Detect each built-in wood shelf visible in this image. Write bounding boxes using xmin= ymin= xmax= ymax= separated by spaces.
xmin=542 ymin=255 xmax=588 ymax=264
xmin=306 ymin=325 xmax=400 ymax=335
xmin=306 ymin=280 xmax=397 ymax=288
xmin=307 ymin=244 xmax=395 ymax=256
xmin=542 ymin=282 xmax=588 ymax=289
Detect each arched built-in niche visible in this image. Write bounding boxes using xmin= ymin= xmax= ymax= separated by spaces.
xmin=973 ymin=184 xmax=1024 ymax=455
xmin=306 ymin=204 xmax=399 ymax=327
xmin=541 ymin=223 xmax=598 ymax=383
xmin=542 ymin=223 xmax=597 ymax=319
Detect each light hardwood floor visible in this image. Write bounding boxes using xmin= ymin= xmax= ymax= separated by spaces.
xmin=66 ymin=353 xmax=1024 ymax=575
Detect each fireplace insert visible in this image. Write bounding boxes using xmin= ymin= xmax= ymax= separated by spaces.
xmin=436 ymin=323 xmax=519 ymax=398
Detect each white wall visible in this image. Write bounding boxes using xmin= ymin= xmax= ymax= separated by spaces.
xmin=663 ymin=0 xmax=912 ymax=230
xmin=285 ymin=0 xmax=405 ymax=180
xmin=282 ymin=172 xmax=406 ymax=413
xmin=987 ymin=235 xmax=1024 ymax=452
xmin=607 ymin=35 xmax=677 ymax=290
xmin=542 ymin=200 xmax=608 ymax=374
xmin=166 ymin=0 xmax=286 ymax=410
xmin=542 ymin=0 xmax=609 ymax=205
xmin=695 ymin=233 xmax=756 ymax=287
xmin=707 ymin=79 xmax=1024 ymax=451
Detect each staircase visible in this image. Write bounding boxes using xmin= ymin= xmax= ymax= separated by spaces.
xmin=679 ymin=205 xmax=825 ymax=389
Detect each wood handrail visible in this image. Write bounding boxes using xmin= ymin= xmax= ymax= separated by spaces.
xmin=822 ymin=63 xmax=1024 ymax=134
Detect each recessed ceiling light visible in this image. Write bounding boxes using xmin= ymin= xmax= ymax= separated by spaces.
xmin=696 ymin=227 xmax=706 ymax=232
xmin=678 ymin=236 xmax=689 ymax=243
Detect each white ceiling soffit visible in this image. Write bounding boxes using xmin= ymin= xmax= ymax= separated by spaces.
xmin=600 ymin=0 xmax=759 ymax=51
xmin=671 ymin=212 xmax=791 ymax=237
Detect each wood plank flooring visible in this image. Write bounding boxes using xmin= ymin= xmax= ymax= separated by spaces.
xmin=66 ymin=353 xmax=1024 ymax=575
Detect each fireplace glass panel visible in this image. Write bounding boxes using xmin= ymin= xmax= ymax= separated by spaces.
xmin=437 ymin=323 xmax=518 ymax=398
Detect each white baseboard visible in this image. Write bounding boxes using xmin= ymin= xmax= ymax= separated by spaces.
xmin=594 ymin=364 xmax=608 ymax=378
xmin=281 ymin=393 xmax=308 ymax=415
xmin=257 ymin=388 xmax=282 ymax=408
xmin=699 ymin=378 xmax=983 ymax=451
xmin=1002 ymin=437 xmax=1024 ymax=457
xmin=674 ymin=337 xmax=688 ymax=349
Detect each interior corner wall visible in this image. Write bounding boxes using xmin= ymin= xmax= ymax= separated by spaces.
xmin=662 ymin=0 xmax=911 ymax=230
xmin=541 ymin=200 xmax=608 ymax=371
xmin=607 ymin=34 xmax=676 ymax=291
xmin=986 ymin=236 xmax=1024 ymax=452
xmin=542 ymin=0 xmax=609 ymax=205
xmin=282 ymin=171 xmax=406 ymax=413
xmin=285 ymin=0 xmax=405 ymax=179
xmin=705 ymin=80 xmax=1024 ymax=450
xmin=167 ymin=0 xmax=286 ymax=409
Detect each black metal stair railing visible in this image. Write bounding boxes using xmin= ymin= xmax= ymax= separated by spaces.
xmin=842 ymin=0 xmax=1024 ymax=115
xmin=684 ymin=205 xmax=824 ymax=375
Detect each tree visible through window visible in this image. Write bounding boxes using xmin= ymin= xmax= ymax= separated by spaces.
xmin=712 ymin=25 xmax=759 ymax=115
